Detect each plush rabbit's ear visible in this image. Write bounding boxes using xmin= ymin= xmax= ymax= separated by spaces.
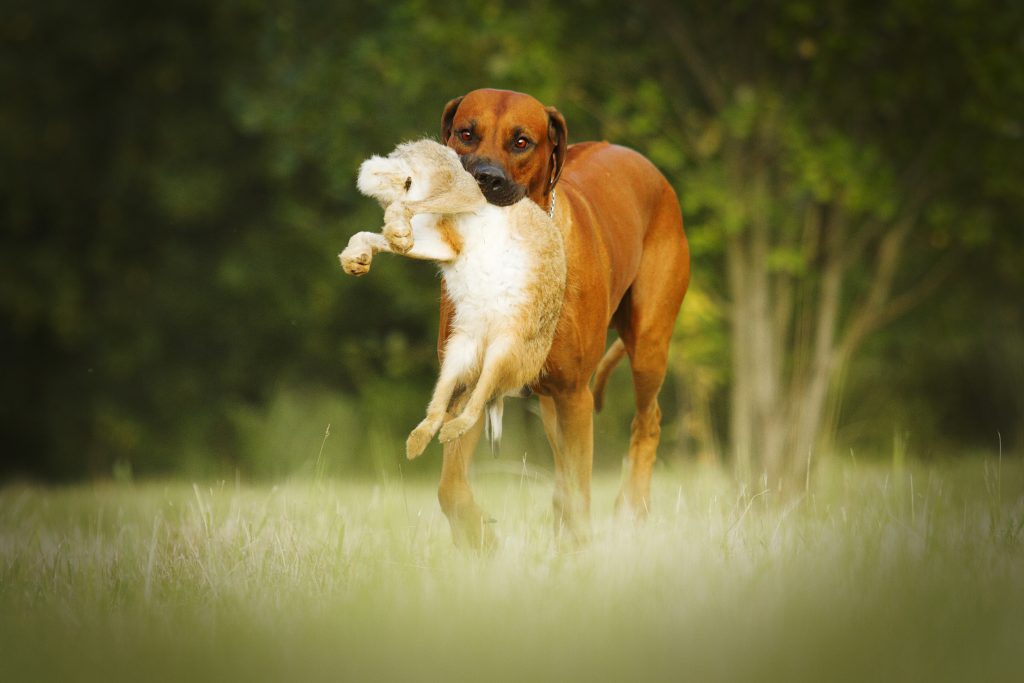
xmin=357 ymin=155 xmax=407 ymax=202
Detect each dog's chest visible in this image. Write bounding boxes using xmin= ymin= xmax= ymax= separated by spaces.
xmin=440 ymin=207 xmax=531 ymax=330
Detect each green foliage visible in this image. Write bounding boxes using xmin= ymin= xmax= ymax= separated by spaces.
xmin=1 ymin=0 xmax=1022 ymax=479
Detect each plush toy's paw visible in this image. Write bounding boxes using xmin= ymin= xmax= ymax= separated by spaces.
xmin=406 ymin=418 xmax=440 ymax=459
xmin=384 ymin=221 xmax=413 ymax=254
xmin=439 ymin=415 xmax=475 ymax=444
xmin=383 ymin=204 xmax=414 ymax=254
xmin=339 ymin=245 xmax=372 ymax=276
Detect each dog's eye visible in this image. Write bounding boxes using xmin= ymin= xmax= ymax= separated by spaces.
xmin=404 ymin=177 xmax=412 ymax=191
xmin=458 ymin=130 xmax=473 ymax=143
xmin=513 ymin=136 xmax=531 ymax=150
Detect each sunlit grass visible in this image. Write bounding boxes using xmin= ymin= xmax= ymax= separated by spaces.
xmin=1 ymin=456 xmax=1022 ymax=682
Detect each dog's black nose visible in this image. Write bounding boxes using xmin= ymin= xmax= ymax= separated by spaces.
xmin=472 ymin=165 xmax=508 ymax=193
xmin=460 ymin=155 xmax=523 ymax=205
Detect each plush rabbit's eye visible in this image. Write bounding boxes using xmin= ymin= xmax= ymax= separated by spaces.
xmin=404 ymin=177 xmax=412 ymax=191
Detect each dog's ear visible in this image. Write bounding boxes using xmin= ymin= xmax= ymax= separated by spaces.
xmin=545 ymin=106 xmax=568 ymax=188
xmin=441 ymin=95 xmax=465 ymax=145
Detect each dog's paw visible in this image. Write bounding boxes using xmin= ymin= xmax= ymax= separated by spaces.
xmin=339 ymin=246 xmax=372 ymax=276
xmin=406 ymin=419 xmax=440 ymax=459
xmin=439 ymin=415 xmax=475 ymax=444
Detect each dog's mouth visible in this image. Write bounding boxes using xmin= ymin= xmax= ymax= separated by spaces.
xmin=460 ymin=154 xmax=527 ymax=207
xmin=479 ymin=182 xmax=527 ymax=207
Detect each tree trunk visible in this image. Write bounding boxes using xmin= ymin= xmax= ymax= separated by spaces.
xmin=727 ymin=159 xmax=790 ymax=489
xmin=727 ymin=231 xmax=754 ymax=484
xmin=788 ymin=222 xmax=844 ymax=481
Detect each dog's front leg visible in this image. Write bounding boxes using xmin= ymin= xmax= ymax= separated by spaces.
xmin=547 ymin=388 xmax=595 ymax=547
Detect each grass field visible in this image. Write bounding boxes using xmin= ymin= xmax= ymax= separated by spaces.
xmin=1 ymin=456 xmax=1023 ymax=682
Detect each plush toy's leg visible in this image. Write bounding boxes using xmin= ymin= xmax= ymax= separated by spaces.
xmin=439 ymin=339 xmax=513 ymax=444
xmin=408 ymin=333 xmax=477 ymax=459
xmin=383 ymin=202 xmax=414 ymax=253
xmin=403 ymin=189 xmax=484 ymax=218
xmin=339 ymin=232 xmax=389 ymax=276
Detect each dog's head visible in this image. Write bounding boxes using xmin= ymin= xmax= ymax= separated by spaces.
xmin=441 ymin=89 xmax=567 ymax=207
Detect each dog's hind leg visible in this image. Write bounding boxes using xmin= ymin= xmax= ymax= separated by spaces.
xmin=613 ymin=184 xmax=690 ymax=519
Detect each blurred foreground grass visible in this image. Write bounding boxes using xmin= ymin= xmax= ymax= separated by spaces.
xmin=1 ymin=457 xmax=1023 ymax=682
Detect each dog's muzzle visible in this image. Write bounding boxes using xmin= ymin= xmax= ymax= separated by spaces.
xmin=460 ymin=155 xmax=527 ymax=206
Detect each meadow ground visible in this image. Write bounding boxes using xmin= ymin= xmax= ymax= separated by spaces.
xmin=1 ymin=456 xmax=1022 ymax=682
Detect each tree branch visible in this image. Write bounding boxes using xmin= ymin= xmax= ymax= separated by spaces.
xmin=876 ymin=250 xmax=960 ymax=328
xmin=649 ymin=0 xmax=727 ymax=113
xmin=836 ymin=216 xmax=915 ymax=362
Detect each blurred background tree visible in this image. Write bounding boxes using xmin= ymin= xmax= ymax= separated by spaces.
xmin=1 ymin=0 xmax=1021 ymax=481
xmin=615 ymin=0 xmax=1024 ymax=487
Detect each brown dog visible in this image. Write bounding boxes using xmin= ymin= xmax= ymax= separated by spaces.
xmin=435 ymin=88 xmax=689 ymax=548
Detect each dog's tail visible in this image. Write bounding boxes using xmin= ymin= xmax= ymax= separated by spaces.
xmin=484 ymin=398 xmax=504 ymax=458
xmin=592 ymin=338 xmax=627 ymax=413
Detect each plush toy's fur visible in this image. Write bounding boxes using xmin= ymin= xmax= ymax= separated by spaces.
xmin=339 ymin=139 xmax=566 ymax=458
